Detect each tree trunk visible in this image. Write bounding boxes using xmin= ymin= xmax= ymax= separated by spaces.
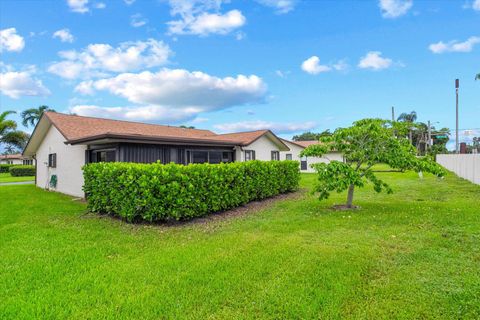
xmin=346 ymin=184 xmax=355 ymax=208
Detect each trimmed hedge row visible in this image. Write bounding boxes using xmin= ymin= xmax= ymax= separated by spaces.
xmin=0 ymin=164 xmax=16 ymax=173
xmin=83 ymin=160 xmax=300 ymax=222
xmin=9 ymin=165 xmax=35 ymax=176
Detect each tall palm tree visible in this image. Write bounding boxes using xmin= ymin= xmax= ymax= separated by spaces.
xmin=0 ymin=111 xmax=29 ymax=150
xmin=21 ymin=105 xmax=55 ymax=128
xmin=397 ymin=111 xmax=417 ymax=143
xmin=397 ymin=111 xmax=417 ymax=123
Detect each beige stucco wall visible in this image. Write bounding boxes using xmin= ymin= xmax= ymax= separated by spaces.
xmin=239 ymin=135 xmax=282 ymax=161
xmin=36 ymin=126 xmax=87 ymax=197
xmin=280 ymin=140 xmax=343 ymax=173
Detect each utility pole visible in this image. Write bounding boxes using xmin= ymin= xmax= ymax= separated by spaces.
xmin=427 ymin=120 xmax=432 ymax=150
xmin=391 ymin=106 xmax=395 ymax=122
xmin=455 ymin=79 xmax=459 ymax=153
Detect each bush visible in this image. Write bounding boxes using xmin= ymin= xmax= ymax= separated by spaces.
xmin=9 ymin=165 xmax=35 ymax=176
xmin=0 ymin=164 xmax=17 ymax=173
xmin=83 ymin=160 xmax=300 ymax=222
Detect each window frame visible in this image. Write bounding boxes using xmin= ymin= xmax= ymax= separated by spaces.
xmin=244 ymin=150 xmax=256 ymax=161
xmin=271 ymin=151 xmax=280 ymax=161
xmin=48 ymin=153 xmax=57 ymax=168
xmin=285 ymin=153 xmax=293 ymax=160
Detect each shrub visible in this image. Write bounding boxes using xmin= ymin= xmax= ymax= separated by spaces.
xmin=9 ymin=165 xmax=35 ymax=176
xmin=1 ymin=164 xmax=16 ymax=173
xmin=83 ymin=160 xmax=300 ymax=222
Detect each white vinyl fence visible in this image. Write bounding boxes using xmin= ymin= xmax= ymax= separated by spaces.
xmin=436 ymin=154 xmax=480 ymax=185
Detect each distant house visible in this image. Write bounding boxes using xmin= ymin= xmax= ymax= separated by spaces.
xmin=280 ymin=139 xmax=343 ymax=173
xmin=23 ymin=112 xmax=290 ymax=197
xmin=0 ymin=153 xmax=34 ymax=165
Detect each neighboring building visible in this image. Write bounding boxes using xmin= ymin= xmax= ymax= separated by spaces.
xmin=0 ymin=153 xmax=35 ymax=165
xmin=23 ymin=112 xmax=290 ymax=197
xmin=280 ymin=139 xmax=344 ymax=173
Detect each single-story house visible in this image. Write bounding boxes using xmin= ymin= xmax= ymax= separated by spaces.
xmin=279 ymin=139 xmax=344 ymax=173
xmin=0 ymin=153 xmax=35 ymax=165
xmin=23 ymin=112 xmax=290 ymax=197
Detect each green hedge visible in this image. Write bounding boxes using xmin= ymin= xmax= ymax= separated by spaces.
xmin=0 ymin=164 xmax=17 ymax=173
xmin=9 ymin=165 xmax=35 ymax=177
xmin=83 ymin=160 xmax=300 ymax=222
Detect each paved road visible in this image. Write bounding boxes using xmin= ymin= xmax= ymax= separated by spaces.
xmin=0 ymin=181 xmax=34 ymax=186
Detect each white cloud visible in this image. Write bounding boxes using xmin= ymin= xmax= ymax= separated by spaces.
xmin=67 ymin=0 xmax=89 ymax=13
xmin=73 ymin=68 xmax=267 ymax=122
xmin=379 ymin=0 xmax=413 ymax=18
xmin=124 ymin=0 xmax=136 ymax=4
xmin=358 ymin=51 xmax=393 ymax=70
xmin=69 ymin=105 xmax=201 ymax=123
xmin=0 ymin=66 xmax=50 ymax=99
xmin=0 ymin=28 xmax=25 ymax=52
xmin=67 ymin=0 xmax=105 ymax=13
xmin=332 ymin=59 xmax=349 ymax=71
xmin=48 ymin=39 xmax=172 ymax=79
xmin=131 ymin=14 xmax=148 ymax=27
xmin=256 ymin=0 xmax=297 ymax=14
xmin=474 ymin=0 xmax=480 ymax=10
xmin=301 ymin=56 xmax=331 ymax=74
xmin=167 ymin=0 xmax=246 ymax=36
xmin=214 ymin=120 xmax=317 ymax=134
xmin=53 ymin=29 xmax=75 ymax=43
xmin=429 ymin=36 xmax=480 ymax=54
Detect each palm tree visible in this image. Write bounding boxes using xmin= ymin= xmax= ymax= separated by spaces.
xmin=397 ymin=111 xmax=417 ymax=123
xmin=21 ymin=105 xmax=55 ymax=128
xmin=476 ymin=73 xmax=480 ymax=80
xmin=0 ymin=111 xmax=29 ymax=150
xmin=397 ymin=111 xmax=417 ymax=143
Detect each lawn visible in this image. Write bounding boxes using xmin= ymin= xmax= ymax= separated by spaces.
xmin=0 ymin=172 xmax=34 ymax=183
xmin=1 ymin=171 xmax=479 ymax=319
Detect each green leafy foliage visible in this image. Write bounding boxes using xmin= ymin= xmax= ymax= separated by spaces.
xmin=0 ymin=164 xmax=17 ymax=173
xmin=9 ymin=165 xmax=35 ymax=176
xmin=301 ymin=118 xmax=446 ymax=207
xmin=83 ymin=160 xmax=300 ymax=222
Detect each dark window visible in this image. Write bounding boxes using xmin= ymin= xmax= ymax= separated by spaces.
xmin=23 ymin=159 xmax=33 ymax=165
xmin=286 ymin=154 xmax=293 ymax=160
xmin=192 ymin=151 xmax=208 ymax=163
xmin=96 ymin=150 xmax=116 ymax=163
xmin=271 ymin=151 xmax=280 ymax=161
xmin=245 ymin=150 xmax=255 ymax=161
xmin=209 ymin=151 xmax=222 ymax=164
xmin=48 ymin=153 xmax=56 ymax=168
xmin=301 ymin=156 xmax=307 ymax=170
xmin=222 ymin=152 xmax=233 ymax=163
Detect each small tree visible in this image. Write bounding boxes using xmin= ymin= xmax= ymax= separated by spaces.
xmin=301 ymin=119 xmax=445 ymax=209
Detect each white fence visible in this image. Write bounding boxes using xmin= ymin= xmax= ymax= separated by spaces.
xmin=436 ymin=154 xmax=480 ymax=185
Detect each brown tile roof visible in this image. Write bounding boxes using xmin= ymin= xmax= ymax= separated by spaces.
xmin=214 ymin=130 xmax=270 ymax=145
xmin=43 ymin=112 xmax=279 ymax=146
xmin=0 ymin=153 xmax=24 ymax=159
xmin=293 ymin=140 xmax=320 ymax=148
xmin=45 ymin=112 xmax=219 ymax=141
xmin=281 ymin=139 xmax=320 ymax=148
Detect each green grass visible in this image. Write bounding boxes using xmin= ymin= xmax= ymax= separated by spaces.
xmin=1 ymin=171 xmax=479 ymax=319
xmin=0 ymin=172 xmax=34 ymax=183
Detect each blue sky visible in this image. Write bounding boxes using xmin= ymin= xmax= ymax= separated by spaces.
xmin=0 ymin=0 xmax=479 ymax=146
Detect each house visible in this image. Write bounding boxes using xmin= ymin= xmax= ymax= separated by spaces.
xmin=22 ymin=112 xmax=290 ymax=197
xmin=280 ymin=139 xmax=344 ymax=173
xmin=0 ymin=153 xmax=35 ymax=165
